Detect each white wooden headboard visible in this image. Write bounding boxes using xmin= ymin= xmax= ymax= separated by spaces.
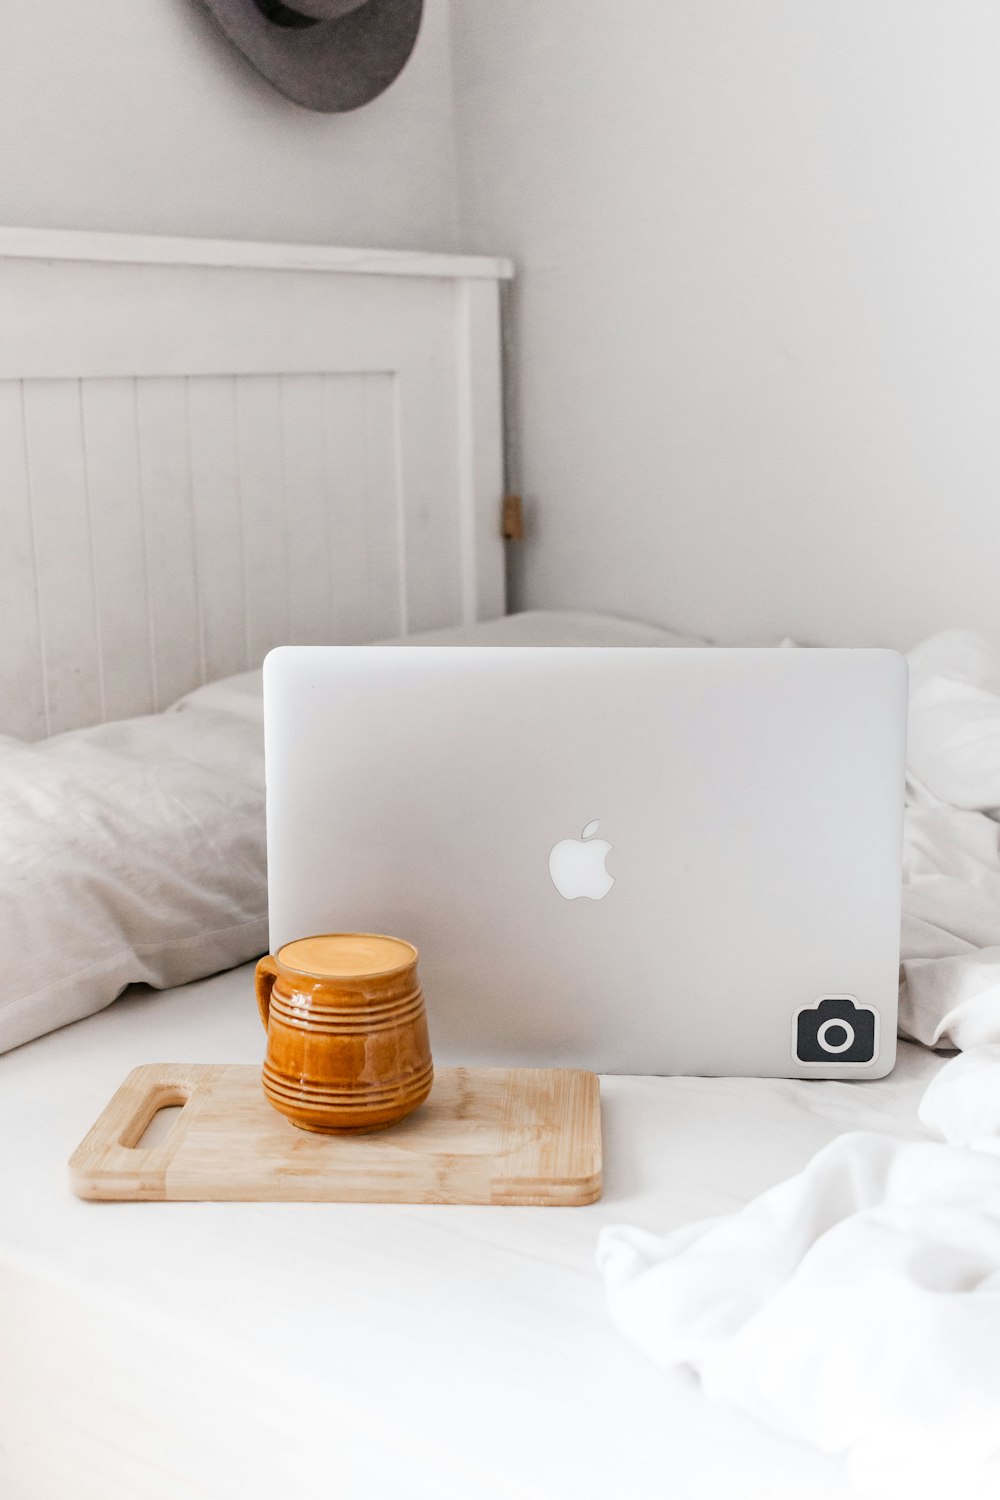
xmin=0 ymin=228 xmax=512 ymax=740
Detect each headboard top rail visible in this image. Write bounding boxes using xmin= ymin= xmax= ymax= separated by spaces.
xmin=0 ymin=226 xmax=513 ymax=283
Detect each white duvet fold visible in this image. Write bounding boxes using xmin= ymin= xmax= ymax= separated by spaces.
xmin=598 ymin=1075 xmax=1000 ymax=1497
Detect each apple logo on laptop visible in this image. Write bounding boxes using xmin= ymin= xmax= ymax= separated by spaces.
xmin=548 ymin=820 xmax=615 ymax=901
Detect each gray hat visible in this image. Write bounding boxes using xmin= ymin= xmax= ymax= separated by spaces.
xmin=197 ymin=0 xmax=424 ymax=113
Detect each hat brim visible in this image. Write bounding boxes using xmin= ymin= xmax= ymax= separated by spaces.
xmin=198 ymin=0 xmax=423 ymax=113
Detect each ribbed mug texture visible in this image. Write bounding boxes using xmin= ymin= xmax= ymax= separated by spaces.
xmin=255 ymin=934 xmax=433 ymax=1133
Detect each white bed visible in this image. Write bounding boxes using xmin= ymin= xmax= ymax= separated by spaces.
xmin=5 ymin=604 xmax=998 ymax=1499
xmin=3 ymin=230 xmax=998 ymax=1498
xmin=0 ymin=965 xmax=945 ymax=1500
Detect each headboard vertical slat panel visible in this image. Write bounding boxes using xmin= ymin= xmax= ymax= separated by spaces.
xmin=323 ymin=374 xmax=376 ymax=645
xmin=0 ymin=232 xmax=512 ymax=739
xmin=362 ymin=375 xmax=407 ymax=643
xmin=281 ymin=373 xmax=334 ymax=648
xmin=80 ymin=378 xmax=155 ymax=723
xmin=21 ymin=380 xmax=103 ymax=735
xmin=0 ymin=383 xmax=46 ymax=739
xmin=235 ymin=375 xmax=291 ymax=666
xmin=188 ymin=374 xmax=247 ymax=686
xmin=135 ymin=378 xmax=201 ymax=711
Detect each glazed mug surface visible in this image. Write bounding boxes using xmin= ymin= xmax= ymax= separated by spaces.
xmin=255 ymin=933 xmax=433 ymax=1133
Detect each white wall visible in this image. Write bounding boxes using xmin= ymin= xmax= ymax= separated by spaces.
xmin=452 ymin=1 xmax=1000 ymax=647
xmin=0 ymin=0 xmax=458 ymax=249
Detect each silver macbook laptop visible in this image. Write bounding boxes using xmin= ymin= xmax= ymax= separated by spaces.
xmin=264 ymin=646 xmax=906 ymax=1078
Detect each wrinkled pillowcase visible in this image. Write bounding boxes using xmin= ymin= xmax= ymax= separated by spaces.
xmin=0 ymin=701 xmax=266 ymax=1054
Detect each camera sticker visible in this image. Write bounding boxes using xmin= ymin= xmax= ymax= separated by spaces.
xmin=793 ymin=995 xmax=880 ymax=1067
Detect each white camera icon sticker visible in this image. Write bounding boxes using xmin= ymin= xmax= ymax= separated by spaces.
xmin=792 ymin=995 xmax=880 ymax=1067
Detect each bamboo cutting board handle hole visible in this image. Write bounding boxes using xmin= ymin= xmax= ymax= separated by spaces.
xmin=120 ymin=1083 xmax=191 ymax=1150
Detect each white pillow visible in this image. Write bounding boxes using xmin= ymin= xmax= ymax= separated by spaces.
xmin=0 ymin=701 xmax=266 ymax=1053
xmin=0 ymin=610 xmax=694 ymax=1054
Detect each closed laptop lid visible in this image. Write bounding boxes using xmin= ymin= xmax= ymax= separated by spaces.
xmin=264 ymin=646 xmax=906 ymax=1077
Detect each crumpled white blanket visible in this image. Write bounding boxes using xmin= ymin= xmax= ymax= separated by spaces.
xmin=600 ymin=630 xmax=1000 ymax=1496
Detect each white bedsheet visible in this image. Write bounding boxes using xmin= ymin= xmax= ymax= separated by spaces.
xmin=0 ymin=968 xmax=943 ymax=1500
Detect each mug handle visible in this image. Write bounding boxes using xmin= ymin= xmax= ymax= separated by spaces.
xmin=255 ymin=954 xmax=279 ymax=1030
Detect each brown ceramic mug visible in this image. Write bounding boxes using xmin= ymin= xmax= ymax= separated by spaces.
xmin=255 ymin=933 xmax=433 ymax=1134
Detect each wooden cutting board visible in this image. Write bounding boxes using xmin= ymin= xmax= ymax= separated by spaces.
xmin=69 ymin=1063 xmax=602 ymax=1206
